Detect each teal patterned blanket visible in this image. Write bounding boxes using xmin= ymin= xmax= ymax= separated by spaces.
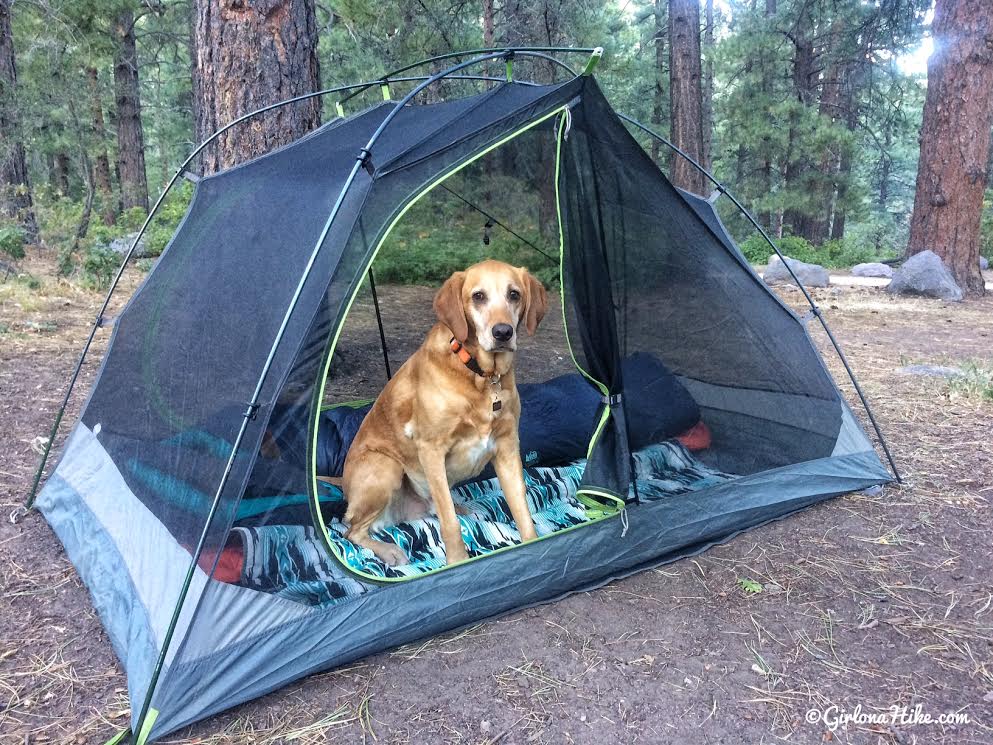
xmin=232 ymin=441 xmax=733 ymax=604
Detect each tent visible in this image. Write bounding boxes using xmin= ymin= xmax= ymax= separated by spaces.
xmin=29 ymin=48 xmax=897 ymax=743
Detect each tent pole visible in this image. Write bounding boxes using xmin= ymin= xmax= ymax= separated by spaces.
xmin=127 ymin=49 xmax=582 ymax=741
xmin=336 ymin=48 xmax=581 ymax=108
xmin=617 ymin=113 xmax=901 ymax=484
xmin=24 ymin=71 xmax=546 ymax=509
xmin=367 ymin=267 xmax=392 ymax=380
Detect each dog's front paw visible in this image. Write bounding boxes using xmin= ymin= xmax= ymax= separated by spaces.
xmin=370 ymin=540 xmax=409 ymax=567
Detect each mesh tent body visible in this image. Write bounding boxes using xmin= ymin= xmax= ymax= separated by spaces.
xmin=35 ymin=73 xmax=892 ymax=741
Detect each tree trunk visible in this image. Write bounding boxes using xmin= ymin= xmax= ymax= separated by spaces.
xmin=667 ymin=0 xmax=706 ymax=194
xmin=877 ymin=123 xmax=892 ymax=210
xmin=482 ymin=0 xmax=494 ymax=49
xmin=0 ymin=0 xmax=38 ymax=240
xmin=797 ymin=54 xmax=844 ymax=244
xmin=782 ymin=17 xmax=816 ymax=235
xmin=87 ymin=67 xmax=116 ymax=226
xmin=907 ymin=0 xmax=993 ymax=296
xmin=53 ymin=152 xmax=71 ymax=195
xmin=701 ymin=0 xmax=714 ymax=174
xmin=192 ymin=0 xmax=321 ymax=175
xmin=114 ymin=11 xmax=149 ymax=212
xmin=651 ymin=0 xmax=665 ymax=166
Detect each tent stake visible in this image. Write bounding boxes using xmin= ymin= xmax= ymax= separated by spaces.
xmin=617 ymin=113 xmax=901 ymax=484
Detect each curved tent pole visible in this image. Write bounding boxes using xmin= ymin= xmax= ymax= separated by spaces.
xmin=617 ymin=113 xmax=901 ymax=483
xmin=126 ymin=49 xmax=585 ymax=742
xmin=378 ymin=45 xmax=589 ymax=79
xmin=24 ymin=71 xmax=542 ymax=509
xmin=336 ymin=47 xmax=582 ymax=109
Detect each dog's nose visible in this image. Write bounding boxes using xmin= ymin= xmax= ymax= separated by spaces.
xmin=492 ymin=323 xmax=514 ymax=342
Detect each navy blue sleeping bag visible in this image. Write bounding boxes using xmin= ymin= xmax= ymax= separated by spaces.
xmin=314 ymin=353 xmax=699 ymax=476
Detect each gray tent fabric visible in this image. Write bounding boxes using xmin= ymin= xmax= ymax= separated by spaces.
xmin=34 ymin=72 xmax=893 ymax=742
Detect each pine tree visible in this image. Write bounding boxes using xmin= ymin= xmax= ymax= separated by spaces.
xmin=0 ymin=0 xmax=38 ymax=241
xmin=907 ymin=0 xmax=992 ymax=296
xmin=192 ymin=0 xmax=321 ymax=174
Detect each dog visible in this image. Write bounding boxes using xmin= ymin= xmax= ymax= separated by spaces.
xmin=342 ymin=259 xmax=548 ymax=566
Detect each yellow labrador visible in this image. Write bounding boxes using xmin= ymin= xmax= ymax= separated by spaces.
xmin=342 ymin=260 xmax=548 ymax=566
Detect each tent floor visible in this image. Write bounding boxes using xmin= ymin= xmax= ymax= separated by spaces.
xmin=230 ymin=440 xmax=734 ymax=602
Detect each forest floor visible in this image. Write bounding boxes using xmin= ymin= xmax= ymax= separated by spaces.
xmin=1 ymin=250 xmax=992 ymax=745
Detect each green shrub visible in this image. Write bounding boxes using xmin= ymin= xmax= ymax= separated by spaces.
xmin=373 ymin=207 xmax=559 ymax=288
xmin=739 ymin=233 xmax=819 ymax=265
xmin=0 ymin=223 xmax=27 ymax=260
xmin=34 ymin=193 xmax=85 ymax=252
xmin=819 ymin=238 xmax=889 ymax=268
xmin=739 ymin=232 xmax=895 ymax=268
xmin=80 ymin=246 xmax=120 ymax=291
xmin=110 ymin=183 xmax=194 ymax=257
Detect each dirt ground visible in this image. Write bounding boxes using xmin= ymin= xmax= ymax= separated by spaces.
xmin=1 ymin=252 xmax=992 ymax=745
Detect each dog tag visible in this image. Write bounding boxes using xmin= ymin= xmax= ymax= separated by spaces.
xmin=492 ymin=398 xmax=502 ymax=412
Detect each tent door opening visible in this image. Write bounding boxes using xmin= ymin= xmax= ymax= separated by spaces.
xmin=304 ymin=104 xmax=626 ymax=583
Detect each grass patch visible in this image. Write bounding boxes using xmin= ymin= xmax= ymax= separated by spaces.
xmin=949 ymin=361 xmax=993 ymax=402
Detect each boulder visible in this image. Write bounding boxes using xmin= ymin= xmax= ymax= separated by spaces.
xmin=981 ymin=255 xmax=989 ymax=271
xmin=763 ymin=255 xmax=830 ymax=288
xmin=851 ymin=262 xmax=893 ymax=278
xmin=886 ymin=250 xmax=963 ymax=302
xmin=105 ymin=231 xmax=153 ymax=259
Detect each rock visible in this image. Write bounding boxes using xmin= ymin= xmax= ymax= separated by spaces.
xmin=763 ymin=255 xmax=830 ymax=287
xmin=886 ymin=250 xmax=963 ymax=301
xmin=895 ymin=364 xmax=964 ymax=379
xmin=981 ymin=255 xmax=989 ymax=271
xmin=104 ymin=231 xmax=153 ymax=259
xmin=851 ymin=262 xmax=893 ymax=278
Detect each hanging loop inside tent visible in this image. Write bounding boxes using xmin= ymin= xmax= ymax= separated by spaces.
xmin=559 ymin=107 xmax=573 ymax=140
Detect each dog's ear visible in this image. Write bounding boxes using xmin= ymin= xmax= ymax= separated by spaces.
xmin=522 ymin=269 xmax=548 ymax=336
xmin=434 ymin=271 xmax=468 ymax=342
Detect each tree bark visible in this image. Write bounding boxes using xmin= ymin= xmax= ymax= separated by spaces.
xmin=668 ymin=0 xmax=706 ymax=194
xmin=192 ymin=0 xmax=321 ymax=175
xmin=781 ymin=13 xmax=817 ymax=235
xmin=0 ymin=0 xmax=38 ymax=240
xmin=114 ymin=11 xmax=149 ymax=212
xmin=482 ymin=0 xmax=494 ymax=50
xmin=51 ymin=152 xmax=71 ymax=195
xmin=87 ymin=67 xmax=116 ymax=225
xmin=651 ymin=0 xmax=665 ymax=166
xmin=907 ymin=0 xmax=993 ymax=296
xmin=701 ymin=0 xmax=714 ymax=174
